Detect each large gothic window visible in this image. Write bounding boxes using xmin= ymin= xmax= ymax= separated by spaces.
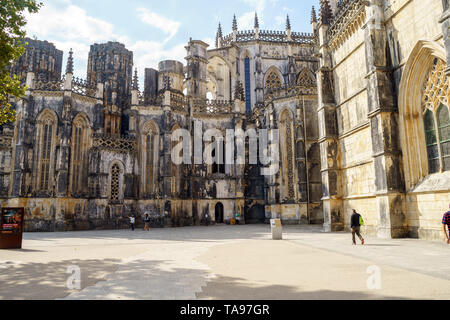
xmin=145 ymin=134 xmax=154 ymax=194
xmin=40 ymin=123 xmax=53 ymax=191
xmin=280 ymin=109 xmax=295 ymax=201
xmin=265 ymin=69 xmax=282 ymax=90
xmin=244 ymin=57 xmax=251 ymax=114
xmin=35 ymin=109 xmax=57 ymax=193
xmin=422 ymin=58 xmax=450 ymax=174
xmin=141 ymin=121 xmax=159 ymax=198
xmin=438 ymin=105 xmax=450 ymax=170
xmin=71 ymin=115 xmax=90 ymax=195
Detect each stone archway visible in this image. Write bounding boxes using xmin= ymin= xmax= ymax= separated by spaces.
xmin=215 ymin=202 xmax=224 ymax=224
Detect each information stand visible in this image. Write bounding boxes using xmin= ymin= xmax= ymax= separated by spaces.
xmin=0 ymin=208 xmax=25 ymax=249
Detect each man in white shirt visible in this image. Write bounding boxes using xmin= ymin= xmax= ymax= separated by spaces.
xmin=129 ymin=215 xmax=135 ymax=231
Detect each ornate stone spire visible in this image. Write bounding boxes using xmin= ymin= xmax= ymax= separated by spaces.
xmin=320 ymin=0 xmax=333 ymax=25
xmin=286 ymin=15 xmax=291 ymax=30
xmin=232 ymin=14 xmax=238 ymax=31
xmin=132 ymin=68 xmax=139 ymax=90
xmin=254 ymin=12 xmax=259 ymax=29
xmin=218 ymin=22 xmax=223 ymax=38
xmin=216 ymin=22 xmax=223 ymax=48
xmin=311 ymin=6 xmax=317 ymax=24
xmin=66 ymin=48 xmax=74 ymax=74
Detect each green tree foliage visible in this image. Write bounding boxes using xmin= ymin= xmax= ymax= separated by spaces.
xmin=0 ymin=0 xmax=42 ymax=126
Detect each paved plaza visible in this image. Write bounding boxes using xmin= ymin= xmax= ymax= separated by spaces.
xmin=0 ymin=225 xmax=450 ymax=300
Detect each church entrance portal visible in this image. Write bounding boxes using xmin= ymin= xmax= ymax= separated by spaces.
xmin=215 ymin=202 xmax=224 ymax=224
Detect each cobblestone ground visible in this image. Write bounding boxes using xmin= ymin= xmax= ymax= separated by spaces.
xmin=0 ymin=225 xmax=449 ymax=300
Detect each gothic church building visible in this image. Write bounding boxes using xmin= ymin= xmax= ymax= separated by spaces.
xmin=1 ymin=0 xmax=449 ymax=241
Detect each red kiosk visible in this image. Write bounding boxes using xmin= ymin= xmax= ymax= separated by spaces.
xmin=0 ymin=208 xmax=25 ymax=249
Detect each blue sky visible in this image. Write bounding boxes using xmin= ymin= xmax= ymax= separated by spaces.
xmin=25 ymin=0 xmax=320 ymax=85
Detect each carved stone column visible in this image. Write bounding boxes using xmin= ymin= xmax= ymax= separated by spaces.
xmin=317 ymin=22 xmax=344 ymax=232
xmin=364 ymin=0 xmax=407 ymax=238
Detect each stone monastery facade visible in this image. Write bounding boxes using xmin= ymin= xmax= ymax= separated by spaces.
xmin=1 ymin=0 xmax=449 ymax=241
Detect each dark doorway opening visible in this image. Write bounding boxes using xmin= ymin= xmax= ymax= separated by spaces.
xmin=245 ymin=204 xmax=265 ymax=224
xmin=215 ymin=202 xmax=224 ymax=224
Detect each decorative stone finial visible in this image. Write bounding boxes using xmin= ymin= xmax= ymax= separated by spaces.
xmin=232 ymin=14 xmax=238 ymax=31
xmin=254 ymin=13 xmax=259 ymax=29
xmin=286 ymin=15 xmax=291 ymax=30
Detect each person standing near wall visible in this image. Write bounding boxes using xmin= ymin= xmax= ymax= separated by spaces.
xmin=144 ymin=213 xmax=151 ymax=231
xmin=129 ymin=215 xmax=135 ymax=231
xmin=442 ymin=205 xmax=450 ymax=244
xmin=351 ymin=209 xmax=365 ymax=246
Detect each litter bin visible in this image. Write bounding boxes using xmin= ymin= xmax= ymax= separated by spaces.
xmin=271 ymin=219 xmax=282 ymax=240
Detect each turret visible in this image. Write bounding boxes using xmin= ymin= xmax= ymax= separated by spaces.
xmin=158 ymin=60 xmax=184 ymax=93
xmin=185 ymin=39 xmax=209 ymax=98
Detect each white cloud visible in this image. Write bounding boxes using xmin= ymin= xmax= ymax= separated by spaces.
xmin=238 ymin=12 xmax=256 ymax=30
xmin=23 ymin=1 xmax=188 ymax=91
xmin=136 ymin=8 xmax=181 ymax=42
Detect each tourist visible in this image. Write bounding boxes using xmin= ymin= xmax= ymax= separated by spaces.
xmin=442 ymin=205 xmax=450 ymax=244
xmin=351 ymin=209 xmax=365 ymax=246
xmin=144 ymin=213 xmax=151 ymax=231
xmin=236 ymin=211 xmax=241 ymax=225
xmin=129 ymin=215 xmax=135 ymax=231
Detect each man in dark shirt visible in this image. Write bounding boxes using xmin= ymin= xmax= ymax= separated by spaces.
xmin=442 ymin=205 xmax=450 ymax=244
xmin=351 ymin=209 xmax=365 ymax=246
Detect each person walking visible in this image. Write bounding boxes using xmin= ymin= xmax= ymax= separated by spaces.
xmin=144 ymin=213 xmax=151 ymax=231
xmin=129 ymin=215 xmax=135 ymax=231
xmin=442 ymin=205 xmax=450 ymax=244
xmin=351 ymin=209 xmax=365 ymax=246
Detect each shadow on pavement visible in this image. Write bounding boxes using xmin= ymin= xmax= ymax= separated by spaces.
xmin=0 ymin=259 xmax=120 ymax=300
xmin=196 ymin=275 xmax=410 ymax=300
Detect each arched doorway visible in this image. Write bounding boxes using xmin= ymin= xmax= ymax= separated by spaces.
xmin=215 ymin=202 xmax=224 ymax=224
xmin=245 ymin=204 xmax=265 ymax=224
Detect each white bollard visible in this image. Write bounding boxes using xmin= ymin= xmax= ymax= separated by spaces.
xmin=271 ymin=219 xmax=283 ymax=240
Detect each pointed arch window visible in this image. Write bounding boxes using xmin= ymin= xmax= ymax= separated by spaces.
xmin=265 ymin=69 xmax=282 ymax=90
xmin=280 ymin=110 xmax=295 ymax=201
xmin=422 ymin=58 xmax=450 ymax=174
xmin=438 ymin=105 xmax=450 ymax=170
xmin=71 ymin=115 xmax=90 ymax=195
xmin=145 ymin=133 xmax=154 ymax=194
xmin=244 ymin=57 xmax=251 ymax=114
xmin=35 ymin=110 xmax=57 ymax=193
xmin=40 ymin=123 xmax=53 ymax=191
xmin=110 ymin=164 xmax=121 ymax=202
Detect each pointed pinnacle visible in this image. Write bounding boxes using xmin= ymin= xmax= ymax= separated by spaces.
xmin=232 ymin=14 xmax=238 ymax=31
xmin=254 ymin=12 xmax=259 ymax=29
xmin=286 ymin=15 xmax=291 ymax=30
xmin=66 ymin=48 xmax=74 ymax=74
xmin=132 ymin=68 xmax=139 ymax=90
xmin=311 ymin=6 xmax=317 ymax=23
